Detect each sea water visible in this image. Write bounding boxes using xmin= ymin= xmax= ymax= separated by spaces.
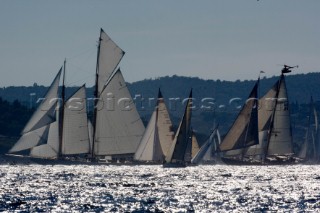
xmin=0 ymin=164 xmax=320 ymax=212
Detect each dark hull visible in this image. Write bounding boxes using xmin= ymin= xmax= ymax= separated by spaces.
xmin=221 ymin=157 xmax=263 ymax=165
xmin=163 ymin=162 xmax=187 ymax=168
xmin=2 ymin=155 xmax=166 ymax=166
xmin=1 ymin=154 xmax=98 ymax=165
xmin=221 ymin=156 xmax=298 ymax=165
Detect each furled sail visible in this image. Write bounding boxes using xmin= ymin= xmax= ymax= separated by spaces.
xmin=165 ymin=89 xmax=192 ymax=164
xmin=22 ymin=69 xmax=62 ymax=134
xmin=266 ymin=74 xmax=293 ymax=156
xmin=62 ymin=85 xmax=90 ymax=155
xmin=94 ymin=69 xmax=145 ymax=156
xmin=96 ymin=29 xmax=125 ymax=95
xmin=219 ymin=80 xmax=259 ymax=152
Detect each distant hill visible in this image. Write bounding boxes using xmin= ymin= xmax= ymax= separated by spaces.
xmin=0 ymin=72 xmax=319 ymax=153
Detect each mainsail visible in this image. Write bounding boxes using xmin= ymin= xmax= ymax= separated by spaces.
xmin=266 ymin=74 xmax=293 ymax=156
xmin=219 ymin=80 xmax=259 ymax=152
xmin=165 ymin=89 xmax=193 ymax=165
xmin=94 ymin=69 xmax=145 ymax=156
xmin=61 ymin=85 xmax=90 ymax=155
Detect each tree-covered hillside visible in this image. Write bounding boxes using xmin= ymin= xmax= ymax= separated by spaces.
xmin=0 ymin=72 xmax=319 ymax=153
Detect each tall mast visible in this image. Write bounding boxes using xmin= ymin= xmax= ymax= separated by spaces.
xmin=91 ymin=29 xmax=102 ymax=158
xmin=58 ymin=59 xmax=66 ymax=157
xmin=264 ymin=74 xmax=282 ymax=160
xmin=264 ymin=65 xmax=296 ymax=160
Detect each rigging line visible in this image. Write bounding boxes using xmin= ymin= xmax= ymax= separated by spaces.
xmin=64 ymin=74 xmax=95 ymax=88
xmin=64 ymin=49 xmax=97 ymax=84
xmin=66 ymin=46 xmax=97 ymax=60
xmin=66 ymin=63 xmax=95 ymax=86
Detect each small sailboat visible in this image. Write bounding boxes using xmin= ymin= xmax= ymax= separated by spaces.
xmin=164 ymin=89 xmax=193 ymax=167
xmin=298 ymin=96 xmax=320 ymax=163
xmin=191 ymin=125 xmax=221 ymax=165
xmin=134 ymin=89 xmax=174 ymax=163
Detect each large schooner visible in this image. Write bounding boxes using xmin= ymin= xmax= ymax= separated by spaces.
xmin=8 ymin=29 xmax=145 ymax=163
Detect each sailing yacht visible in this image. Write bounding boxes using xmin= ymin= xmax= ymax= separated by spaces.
xmin=222 ymin=65 xmax=297 ymax=165
xmin=164 ymin=89 xmax=193 ymax=167
xmin=133 ymin=89 xmax=174 ymax=163
xmin=191 ymin=125 xmax=221 ymax=165
xmin=298 ymin=96 xmax=320 ymax=163
xmin=8 ymin=29 xmax=145 ymax=163
xmin=8 ymin=61 xmax=91 ymax=160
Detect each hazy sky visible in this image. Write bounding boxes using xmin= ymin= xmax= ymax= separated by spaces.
xmin=0 ymin=1 xmax=319 ymax=87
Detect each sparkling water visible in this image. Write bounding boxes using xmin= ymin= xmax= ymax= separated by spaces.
xmin=0 ymin=164 xmax=320 ymax=212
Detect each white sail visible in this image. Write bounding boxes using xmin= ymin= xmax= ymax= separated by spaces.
xmin=244 ymin=131 xmax=268 ymax=160
xmin=157 ymin=91 xmax=174 ymax=157
xmin=22 ymin=69 xmax=62 ymax=134
xmin=8 ymin=125 xmax=49 ymax=153
xmin=62 ymin=86 xmax=90 ymax=155
xmin=29 ymin=120 xmax=59 ymax=158
xmin=97 ymin=29 xmax=125 ymax=95
xmin=202 ymin=128 xmax=221 ymax=161
xmin=47 ymin=120 xmax=59 ymax=153
xmin=244 ymin=80 xmax=278 ymax=159
xmin=30 ymin=144 xmax=57 ymax=159
xmin=191 ymin=132 xmax=200 ymax=158
xmin=134 ymin=110 xmax=163 ymax=161
xmin=191 ymin=127 xmax=221 ymax=164
xmin=267 ymin=75 xmax=293 ymax=156
xmin=94 ymin=69 xmax=145 ymax=156
xmin=298 ymin=129 xmax=309 ymax=159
